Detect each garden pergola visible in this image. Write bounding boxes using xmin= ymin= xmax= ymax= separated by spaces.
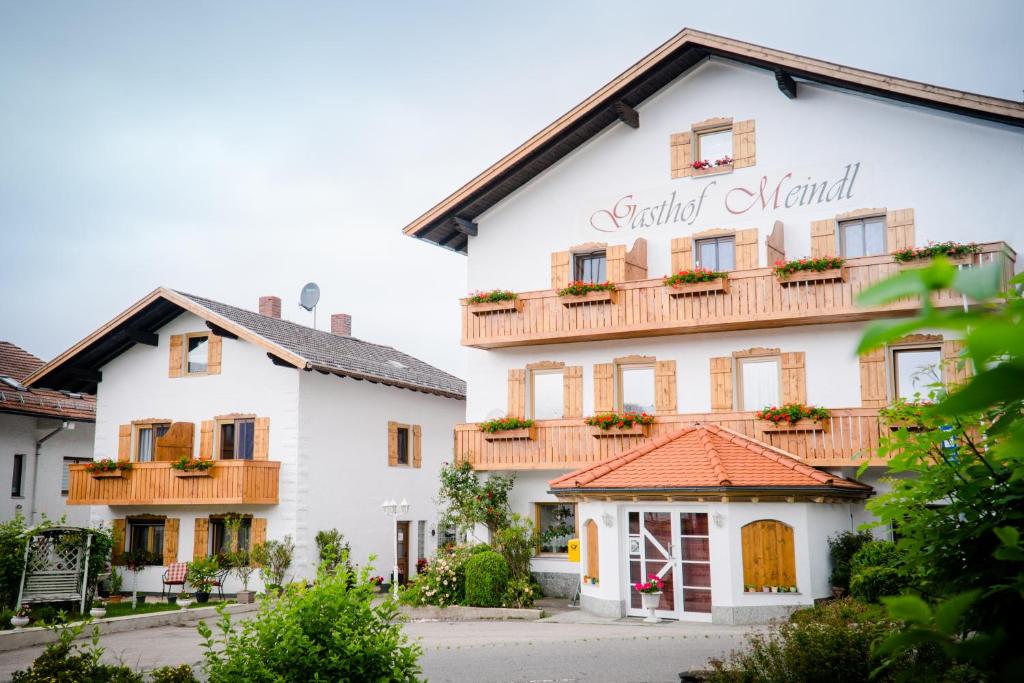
xmin=16 ymin=526 xmax=94 ymax=614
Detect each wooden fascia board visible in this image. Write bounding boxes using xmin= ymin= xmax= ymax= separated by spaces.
xmin=314 ymin=364 xmax=466 ymax=401
xmin=402 ymin=28 xmax=1023 ymax=241
xmin=24 ymin=287 xmax=310 ymax=388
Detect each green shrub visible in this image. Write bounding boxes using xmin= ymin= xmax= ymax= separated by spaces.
xmin=827 ymin=530 xmax=874 ymax=591
xmin=405 ymin=545 xmax=473 ymax=606
xmin=463 ymin=551 xmax=509 ymax=608
xmin=1 ymin=513 xmax=28 ymax=609
xmin=849 ymin=540 xmax=910 ymax=603
xmin=148 ymin=665 xmax=198 ymax=682
xmin=493 ymin=514 xmax=535 ymax=583
xmin=197 ymin=564 xmax=421 ymax=681
xmin=315 ymin=528 xmax=353 ymax=578
xmin=501 ymin=577 xmax=535 ymax=608
xmin=12 ymin=620 xmax=144 ymax=682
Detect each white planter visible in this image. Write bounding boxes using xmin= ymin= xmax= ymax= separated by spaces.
xmin=639 ymin=591 xmax=662 ymax=624
xmin=11 ymin=615 xmax=30 ymax=630
xmin=178 ymin=599 xmax=192 ymax=609
xmin=89 ymin=608 xmax=107 ymax=619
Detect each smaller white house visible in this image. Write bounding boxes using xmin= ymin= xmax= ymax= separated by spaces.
xmin=549 ymin=424 xmax=871 ymax=623
xmin=1 ymin=341 xmax=95 ymax=527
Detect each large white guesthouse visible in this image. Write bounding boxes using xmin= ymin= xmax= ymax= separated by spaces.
xmin=404 ymin=29 xmax=1023 ymax=622
xmin=24 ymin=288 xmax=465 ymax=594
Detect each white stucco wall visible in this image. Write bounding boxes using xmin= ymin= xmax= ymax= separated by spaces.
xmin=0 ymin=412 xmax=94 ymax=526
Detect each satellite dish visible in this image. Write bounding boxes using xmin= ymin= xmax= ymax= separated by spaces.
xmin=299 ymin=282 xmax=320 ymax=311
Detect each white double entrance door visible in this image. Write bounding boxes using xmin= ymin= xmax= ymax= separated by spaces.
xmin=624 ymin=509 xmax=713 ymax=621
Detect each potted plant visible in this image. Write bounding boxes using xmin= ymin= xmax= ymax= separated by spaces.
xmin=773 ymin=256 xmax=846 ymax=285
xmin=86 ymin=458 xmax=133 ymax=478
xmin=89 ymin=599 xmax=107 ymax=619
xmin=107 ymin=567 xmax=124 ymax=604
xmin=757 ymin=403 xmax=831 ymax=432
xmin=229 ymin=548 xmax=258 ymax=604
xmin=370 ymin=576 xmax=386 ymax=593
xmin=744 ymin=584 xmax=755 ymax=593
xmin=762 ymin=585 xmax=770 ymax=593
xmin=170 ymin=456 xmax=215 ymax=477
xmin=663 ymin=268 xmax=729 ymax=296
xmin=187 ymin=556 xmax=219 ymax=604
xmin=465 ymin=289 xmax=522 ymax=315
xmin=585 ymin=411 xmax=655 ymax=437
xmin=893 ymin=241 xmax=980 ymax=265
xmin=10 ymin=604 xmax=30 ymax=629
xmin=167 ymin=593 xmax=177 ymax=606
xmin=557 ymin=281 xmax=617 ymax=306
xmin=790 ymin=585 xmax=798 ymax=593
xmin=479 ymin=416 xmax=536 ymax=441
xmin=177 ymin=591 xmax=192 ymax=609
xmin=633 ymin=575 xmax=665 ymax=624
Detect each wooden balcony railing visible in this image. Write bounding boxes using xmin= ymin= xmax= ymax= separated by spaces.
xmin=67 ymin=460 xmax=280 ymax=506
xmin=455 ymin=408 xmax=885 ymax=470
xmin=461 ymin=242 xmax=1015 ymax=349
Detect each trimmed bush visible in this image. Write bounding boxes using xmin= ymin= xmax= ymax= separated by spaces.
xmin=827 ymin=530 xmax=874 ymax=591
xmin=463 ymin=551 xmax=509 ymax=608
xmin=849 ymin=540 xmax=909 ymax=603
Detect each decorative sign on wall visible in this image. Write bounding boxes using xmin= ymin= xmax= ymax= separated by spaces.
xmin=586 ymin=162 xmax=863 ymax=234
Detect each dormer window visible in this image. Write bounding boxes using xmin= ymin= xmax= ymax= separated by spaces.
xmin=574 ymin=250 xmax=607 ymax=284
xmin=186 ymin=334 xmax=210 ymax=375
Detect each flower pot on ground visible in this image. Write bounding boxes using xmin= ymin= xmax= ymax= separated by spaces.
xmin=89 ymin=606 xmax=107 ymax=619
xmin=634 ymin=575 xmax=665 ymax=624
xmin=167 ymin=595 xmax=177 ymax=605
xmin=11 ymin=615 xmax=30 ymax=629
xmin=178 ymin=593 xmax=192 ymax=609
xmin=195 ymin=591 xmax=210 ymax=604
xmin=186 ymin=555 xmax=219 ymax=602
xmin=235 ymin=590 xmax=255 ymax=604
xmin=106 ymin=594 xmax=123 ymax=604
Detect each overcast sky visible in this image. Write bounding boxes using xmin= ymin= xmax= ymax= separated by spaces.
xmin=1 ymin=1 xmax=1020 ymax=378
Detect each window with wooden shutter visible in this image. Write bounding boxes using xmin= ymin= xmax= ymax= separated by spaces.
xmin=655 ymin=360 xmax=677 ymax=414
xmin=117 ymin=424 xmax=132 ymax=462
xmin=671 ymin=237 xmax=693 ymax=273
xmin=941 ymin=340 xmax=971 ymax=389
xmin=563 ymin=366 xmax=583 ymax=419
xmin=112 ymin=518 xmax=126 ymax=565
xmin=780 ymin=352 xmax=807 ymax=404
xmin=253 ymin=417 xmax=270 ymax=460
xmin=527 ymin=362 xmax=565 ymax=419
xmin=168 ymin=335 xmax=184 ymax=378
xmin=593 ymin=363 xmax=615 ymax=413
xmin=551 ymin=251 xmax=571 ymax=290
xmin=508 ymin=369 xmax=526 ymax=418
xmin=207 ymin=334 xmax=222 ymax=375
xmin=193 ymin=518 xmax=209 ymax=560
xmin=741 ymin=520 xmax=796 ymax=590
xmin=766 ymin=221 xmax=785 ymax=264
xmin=810 ymin=219 xmax=837 ymax=258
xmin=734 ymin=228 xmax=759 ymax=270
xmin=605 ymin=239 xmax=648 ymax=283
xmin=251 ymin=518 xmax=267 ymax=549
xmin=731 ymin=120 xmax=756 ymax=169
xmin=199 ymin=420 xmax=215 ymax=460
xmin=886 ymin=209 xmax=915 ymax=253
xmin=670 ymin=131 xmax=693 ymax=179
xmin=163 ymin=518 xmax=180 ymax=565
xmin=387 ymin=421 xmax=398 ymax=466
xmin=584 ymin=519 xmax=599 ymax=582
xmin=710 ymin=357 xmax=734 ymax=411
xmin=154 ymin=422 xmax=195 ymax=462
xmin=615 ymin=357 xmax=656 ymax=413
xmin=859 ymin=347 xmax=888 ymax=407
xmin=412 ymin=425 xmax=422 ymax=468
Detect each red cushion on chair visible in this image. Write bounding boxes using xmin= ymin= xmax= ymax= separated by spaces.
xmin=164 ymin=562 xmax=188 ymax=584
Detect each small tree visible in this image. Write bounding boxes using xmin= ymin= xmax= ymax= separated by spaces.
xmin=436 ymin=461 xmax=514 ymax=540
xmin=315 ymin=528 xmax=353 ymax=577
xmin=251 ymin=536 xmax=294 ymax=591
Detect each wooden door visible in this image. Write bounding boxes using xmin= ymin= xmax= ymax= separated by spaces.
xmin=396 ymin=521 xmax=410 ymax=585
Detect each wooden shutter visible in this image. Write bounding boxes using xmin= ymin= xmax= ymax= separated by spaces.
xmin=741 ymin=520 xmax=796 ymax=589
xmin=670 ymin=131 xmax=693 ymax=178
xmin=585 ymin=519 xmax=599 ymax=581
xmin=508 ymin=369 xmax=526 ymax=418
xmin=810 ymin=219 xmax=837 ymax=258
xmin=766 ymin=221 xmax=785 ymax=264
xmin=251 ymin=518 xmax=267 ymax=549
xmin=563 ymin=366 xmax=583 ymax=419
xmin=117 ymin=424 xmax=132 ymax=462
xmin=199 ymin=420 xmax=214 ymax=460
xmin=551 ymin=251 xmax=571 ymax=289
xmin=735 ymin=229 xmax=759 ymax=270
xmin=780 ymin=353 xmax=806 ymax=404
xmin=625 ymin=238 xmax=648 ymax=281
xmin=655 ymin=360 xmax=677 ymax=414
xmin=163 ymin=518 xmax=179 ymax=566
xmin=387 ymin=421 xmax=398 ymax=466
xmin=412 ymin=425 xmax=422 ymax=468
xmin=168 ymin=334 xmax=184 ymax=378
xmin=606 ymin=244 xmax=626 ymax=283
xmin=942 ymin=340 xmax=972 ymax=388
xmin=193 ymin=518 xmax=209 ymax=560
xmin=207 ymin=334 xmax=222 ymax=375
xmin=593 ymin=363 xmax=615 ymax=413
xmin=886 ymin=208 xmax=915 ymax=253
xmin=253 ymin=417 xmax=270 ymax=460
xmin=710 ymin=357 xmax=734 ymax=412
xmin=731 ymin=120 xmax=756 ymax=169
xmin=859 ymin=347 xmax=888 ymax=407
xmin=671 ymin=237 xmax=693 ymax=273
xmin=155 ymin=422 xmax=195 ymax=462
xmin=111 ymin=518 xmax=126 ymax=565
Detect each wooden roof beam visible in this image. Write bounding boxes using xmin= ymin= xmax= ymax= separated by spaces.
xmin=66 ymin=367 xmax=102 ymax=383
xmin=119 ymin=327 xmax=158 ymax=347
xmin=453 ymin=217 xmax=479 ymax=236
xmin=613 ymin=101 xmax=639 ymax=128
xmin=775 ymin=69 xmax=797 ymax=99
xmin=205 ymin=322 xmax=239 ymax=340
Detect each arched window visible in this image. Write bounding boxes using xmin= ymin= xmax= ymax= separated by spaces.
xmin=741 ymin=520 xmax=796 ymax=590
xmin=583 ymin=519 xmax=599 ymax=581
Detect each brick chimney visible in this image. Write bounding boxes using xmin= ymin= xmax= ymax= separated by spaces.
xmin=259 ymin=296 xmax=282 ymax=319
xmin=331 ymin=313 xmax=352 ymax=336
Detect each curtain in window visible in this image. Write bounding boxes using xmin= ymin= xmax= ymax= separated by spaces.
xmin=138 ymin=429 xmax=154 ymax=462
xmin=741 ymin=359 xmax=780 ymax=410
xmin=237 ymin=420 xmax=255 ymax=460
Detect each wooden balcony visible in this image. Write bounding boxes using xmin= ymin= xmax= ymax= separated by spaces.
xmin=67 ymin=460 xmax=280 ymax=506
xmin=455 ymin=408 xmax=885 ymax=470
xmin=461 ymin=242 xmax=1014 ymax=349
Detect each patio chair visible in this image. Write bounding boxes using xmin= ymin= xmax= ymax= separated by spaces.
xmin=161 ymin=562 xmax=187 ymax=600
xmin=210 ymin=568 xmax=230 ymax=600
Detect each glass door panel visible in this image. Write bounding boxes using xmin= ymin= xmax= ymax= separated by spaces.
xmin=627 ymin=511 xmax=676 ymax=614
xmin=679 ymin=512 xmax=711 ymax=615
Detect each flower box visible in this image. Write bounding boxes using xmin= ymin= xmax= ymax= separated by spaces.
xmin=590 ymin=424 xmax=648 ymax=438
xmin=760 ymin=418 xmax=829 ymax=433
xmin=899 ymin=254 xmax=975 ymax=270
xmin=172 ymin=469 xmax=213 ymax=478
xmin=91 ymin=470 xmax=128 ymax=479
xmin=468 ymin=299 xmax=524 ymax=316
xmin=777 ymin=267 xmax=846 ymax=286
xmin=559 ymin=290 xmax=617 ymax=307
xmin=665 ymin=278 xmax=729 ymax=296
xmin=693 ymin=162 xmax=732 ymax=177
xmin=483 ymin=426 xmax=537 ymax=442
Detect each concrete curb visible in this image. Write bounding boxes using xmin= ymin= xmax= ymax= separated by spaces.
xmin=0 ymin=602 xmax=258 ymax=652
xmin=399 ymin=605 xmax=543 ymax=621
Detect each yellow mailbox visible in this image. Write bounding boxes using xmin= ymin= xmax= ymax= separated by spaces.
xmin=567 ymin=538 xmax=581 ymax=563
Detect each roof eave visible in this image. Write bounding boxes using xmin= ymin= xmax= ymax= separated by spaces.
xmin=547 ymin=484 xmax=871 ymax=499
xmin=310 ymin=364 xmax=466 ymax=401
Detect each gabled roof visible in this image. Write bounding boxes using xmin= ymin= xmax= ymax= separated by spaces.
xmin=548 ymin=424 xmax=870 ymax=497
xmin=24 ymin=287 xmax=465 ymax=400
xmin=0 ymin=341 xmax=95 ymax=422
xmin=404 ymin=28 xmax=1024 ymax=254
